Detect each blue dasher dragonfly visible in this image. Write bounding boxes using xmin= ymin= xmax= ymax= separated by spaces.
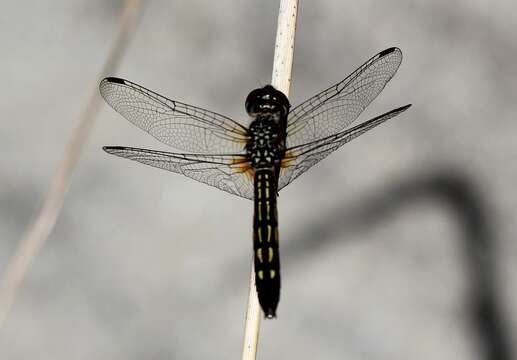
xmin=100 ymin=47 xmax=411 ymax=318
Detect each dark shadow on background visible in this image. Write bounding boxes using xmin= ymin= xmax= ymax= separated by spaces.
xmin=225 ymin=168 xmax=511 ymax=360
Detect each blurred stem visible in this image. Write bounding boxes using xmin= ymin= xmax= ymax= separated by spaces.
xmin=241 ymin=1 xmax=298 ymax=359
xmin=0 ymin=0 xmax=144 ymax=330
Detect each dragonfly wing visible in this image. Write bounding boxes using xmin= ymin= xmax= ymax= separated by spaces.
xmin=286 ymin=47 xmax=403 ymax=148
xmin=279 ymin=104 xmax=411 ymax=190
xmin=103 ymin=146 xmax=254 ymax=200
xmin=100 ymin=77 xmax=249 ymax=154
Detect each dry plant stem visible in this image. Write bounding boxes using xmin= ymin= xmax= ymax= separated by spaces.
xmin=0 ymin=0 xmax=144 ymax=329
xmin=271 ymin=0 xmax=298 ymax=95
xmin=241 ymin=1 xmax=298 ymax=359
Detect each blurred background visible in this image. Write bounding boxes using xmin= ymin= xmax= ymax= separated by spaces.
xmin=0 ymin=0 xmax=516 ymax=359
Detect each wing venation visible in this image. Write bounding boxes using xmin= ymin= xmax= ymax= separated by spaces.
xmin=103 ymin=146 xmax=254 ymax=199
xmin=100 ymin=77 xmax=249 ymax=154
xmin=286 ymin=47 xmax=403 ymax=148
xmin=279 ymin=104 xmax=411 ymax=189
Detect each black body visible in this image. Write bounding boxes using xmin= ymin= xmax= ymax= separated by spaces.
xmin=245 ymin=85 xmax=290 ymax=318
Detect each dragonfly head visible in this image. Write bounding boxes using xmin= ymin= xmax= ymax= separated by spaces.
xmin=245 ymin=85 xmax=290 ymax=119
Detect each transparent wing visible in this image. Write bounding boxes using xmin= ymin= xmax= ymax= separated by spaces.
xmin=103 ymin=146 xmax=255 ymax=199
xmin=100 ymin=77 xmax=249 ymax=154
xmin=286 ymin=47 xmax=403 ymax=148
xmin=279 ymin=105 xmax=411 ymax=190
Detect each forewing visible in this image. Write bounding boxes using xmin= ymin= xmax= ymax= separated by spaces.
xmin=279 ymin=105 xmax=411 ymax=190
xmin=286 ymin=47 xmax=403 ymax=148
xmin=104 ymin=146 xmax=254 ymax=200
xmin=100 ymin=77 xmax=249 ymax=154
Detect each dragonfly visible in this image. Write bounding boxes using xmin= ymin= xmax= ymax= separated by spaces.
xmin=100 ymin=47 xmax=411 ymax=319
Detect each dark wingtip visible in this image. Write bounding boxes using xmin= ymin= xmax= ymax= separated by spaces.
xmin=391 ymin=104 xmax=412 ymax=115
xmin=99 ymin=77 xmax=127 ymax=95
xmin=379 ymin=47 xmax=400 ymax=57
xmin=103 ymin=146 xmax=123 ymax=153
xmin=103 ymin=76 xmax=126 ymax=84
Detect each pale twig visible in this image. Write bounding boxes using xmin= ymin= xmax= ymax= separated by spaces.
xmin=0 ymin=0 xmax=144 ymax=329
xmin=241 ymin=1 xmax=298 ymax=359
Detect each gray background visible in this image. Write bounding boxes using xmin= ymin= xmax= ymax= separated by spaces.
xmin=0 ymin=0 xmax=516 ymax=359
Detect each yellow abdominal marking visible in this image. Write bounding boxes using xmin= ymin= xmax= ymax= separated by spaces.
xmin=268 ymin=247 xmax=274 ymax=262
xmin=266 ymin=201 xmax=270 ymax=220
xmin=265 ymin=187 xmax=270 ymax=198
xmin=257 ymin=249 xmax=263 ymax=263
xmin=258 ymin=202 xmax=262 ymax=221
xmin=257 ymin=188 xmax=262 ymax=199
xmin=270 ymin=270 xmax=276 ymax=279
xmin=258 ymin=270 xmax=264 ymax=280
xmin=267 ymin=225 xmax=272 ymax=242
xmin=257 ymin=227 xmax=262 ymax=243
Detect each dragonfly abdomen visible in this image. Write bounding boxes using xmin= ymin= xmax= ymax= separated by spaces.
xmin=253 ymin=168 xmax=280 ymax=318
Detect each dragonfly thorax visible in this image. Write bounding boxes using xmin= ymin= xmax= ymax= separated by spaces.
xmin=246 ymin=117 xmax=286 ymax=168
